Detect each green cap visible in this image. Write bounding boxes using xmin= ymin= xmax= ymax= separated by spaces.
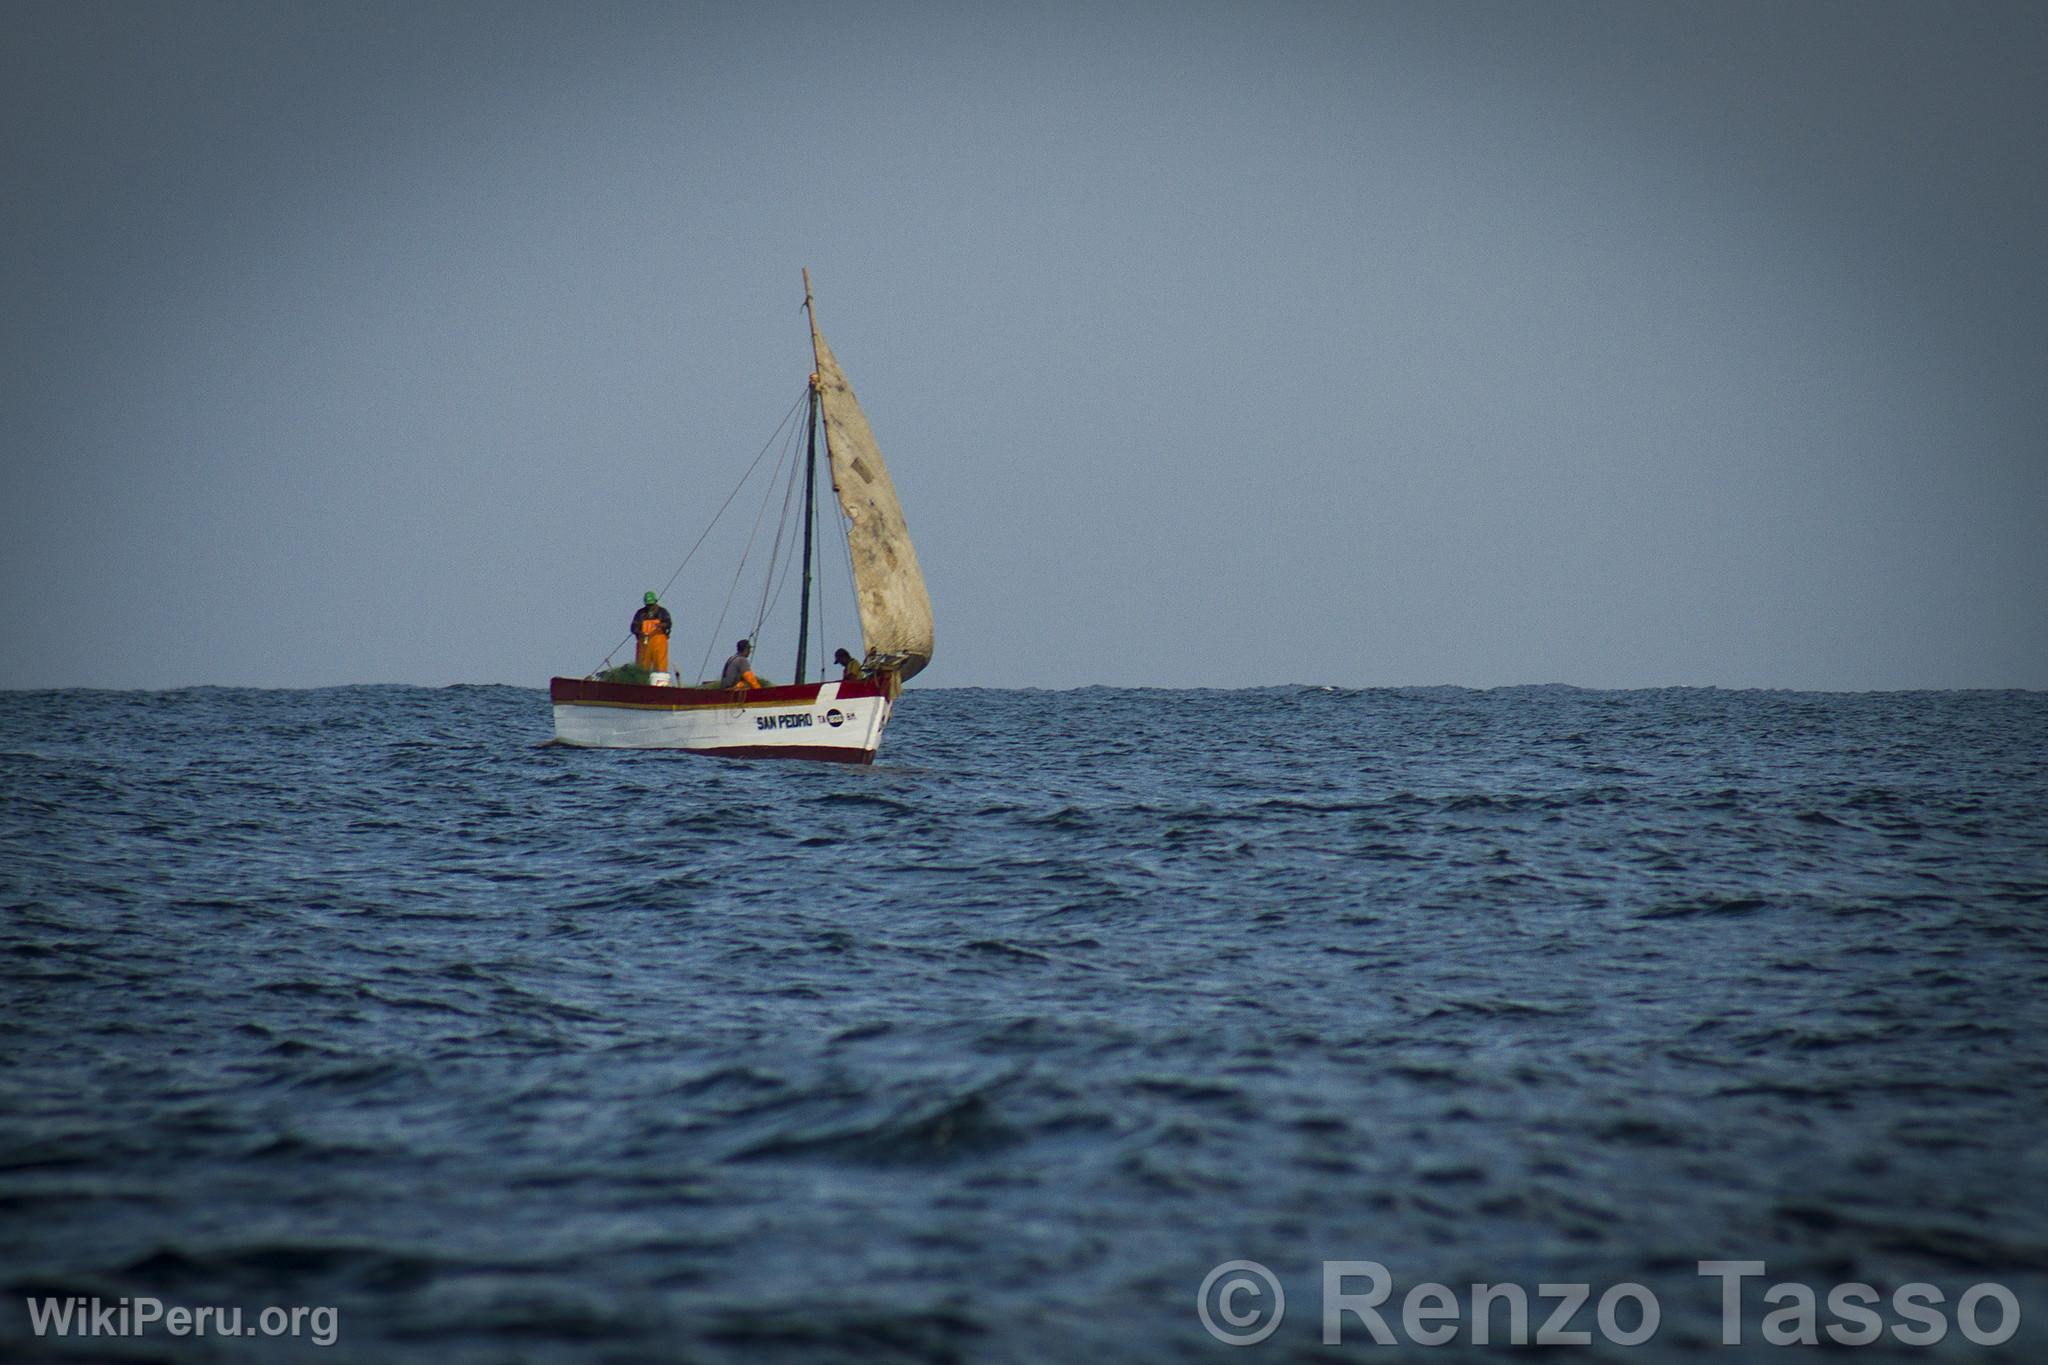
xmin=644 ymin=591 xmax=658 ymax=605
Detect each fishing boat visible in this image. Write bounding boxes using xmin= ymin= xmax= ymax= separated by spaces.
xmin=548 ymin=274 xmax=932 ymax=763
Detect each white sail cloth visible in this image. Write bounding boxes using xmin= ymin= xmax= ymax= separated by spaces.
xmin=812 ymin=330 xmax=934 ymax=681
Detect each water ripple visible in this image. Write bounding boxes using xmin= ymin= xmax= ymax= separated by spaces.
xmin=2 ymin=685 xmax=2045 ymax=1360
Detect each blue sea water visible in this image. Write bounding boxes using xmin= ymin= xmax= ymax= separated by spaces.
xmin=2 ymin=685 xmax=2046 ymax=1363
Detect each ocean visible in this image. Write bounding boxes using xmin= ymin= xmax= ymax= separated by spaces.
xmin=2 ymin=685 xmax=2045 ymax=1362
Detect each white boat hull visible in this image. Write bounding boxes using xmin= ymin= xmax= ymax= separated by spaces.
xmin=548 ymin=676 xmax=892 ymax=763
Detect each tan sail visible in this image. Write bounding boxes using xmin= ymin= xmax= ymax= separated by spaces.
xmin=809 ymin=321 xmax=934 ymax=682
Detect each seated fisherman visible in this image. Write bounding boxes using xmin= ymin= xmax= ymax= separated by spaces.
xmin=720 ymin=638 xmax=765 ymax=690
xmin=631 ymin=591 xmax=672 ymax=674
xmin=833 ymin=647 xmax=866 ymax=682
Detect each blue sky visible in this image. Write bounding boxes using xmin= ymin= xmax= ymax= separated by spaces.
xmin=4 ymin=0 xmax=2043 ymax=689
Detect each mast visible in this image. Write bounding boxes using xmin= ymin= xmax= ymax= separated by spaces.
xmin=794 ymin=269 xmax=822 ymax=685
xmin=802 ymin=266 xmax=821 ymax=365
xmin=795 ymin=379 xmax=819 ymax=683
xmin=794 ymin=270 xmax=827 ymax=687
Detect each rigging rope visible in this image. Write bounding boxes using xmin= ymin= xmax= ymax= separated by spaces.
xmin=750 ymin=435 xmax=807 ymax=644
xmin=814 ymin=498 xmax=828 ymax=676
xmin=837 ymin=501 xmax=861 ymax=662
xmin=590 ymin=386 xmax=811 ymax=678
xmin=695 ymin=390 xmax=809 ymax=683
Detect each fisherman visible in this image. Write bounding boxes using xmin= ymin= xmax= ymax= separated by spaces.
xmin=720 ymin=638 xmax=765 ymax=691
xmin=631 ymin=591 xmax=672 ymax=675
xmin=833 ymin=648 xmax=866 ymax=682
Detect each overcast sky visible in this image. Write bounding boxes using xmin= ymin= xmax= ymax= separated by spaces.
xmin=4 ymin=0 xmax=2043 ymax=690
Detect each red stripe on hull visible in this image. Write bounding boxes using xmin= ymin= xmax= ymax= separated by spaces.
xmin=549 ymin=676 xmax=889 ymax=708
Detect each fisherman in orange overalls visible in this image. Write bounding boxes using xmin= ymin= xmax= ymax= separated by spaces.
xmin=631 ymin=591 xmax=672 ymax=675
